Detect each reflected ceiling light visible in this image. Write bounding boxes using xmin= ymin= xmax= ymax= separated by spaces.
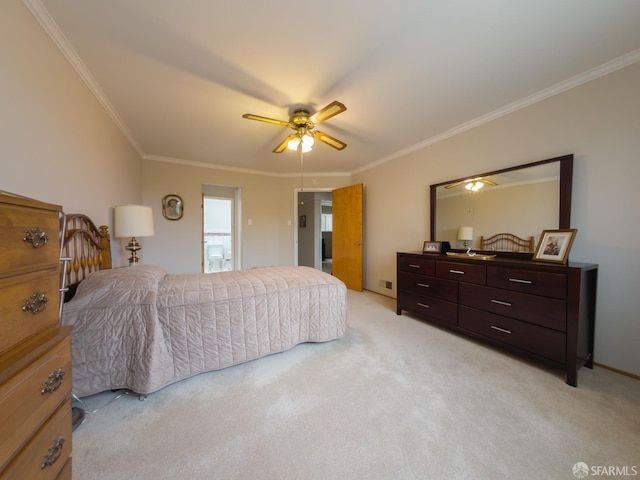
xmin=465 ymin=181 xmax=484 ymax=192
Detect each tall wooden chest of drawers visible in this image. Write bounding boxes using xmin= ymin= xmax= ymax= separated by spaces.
xmin=397 ymin=252 xmax=598 ymax=386
xmin=0 ymin=192 xmax=72 ymax=479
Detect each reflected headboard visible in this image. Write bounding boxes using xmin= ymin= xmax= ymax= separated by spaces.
xmin=60 ymin=213 xmax=112 ymax=300
xmin=479 ymin=233 xmax=535 ymax=253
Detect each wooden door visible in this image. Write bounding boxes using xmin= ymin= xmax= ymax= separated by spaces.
xmin=332 ymin=183 xmax=363 ymax=291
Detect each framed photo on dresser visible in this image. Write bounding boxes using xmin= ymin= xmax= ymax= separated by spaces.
xmin=533 ymin=229 xmax=577 ymax=264
xmin=423 ymin=241 xmax=443 ymax=254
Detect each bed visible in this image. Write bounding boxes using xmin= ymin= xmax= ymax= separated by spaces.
xmin=59 ymin=214 xmax=347 ymax=398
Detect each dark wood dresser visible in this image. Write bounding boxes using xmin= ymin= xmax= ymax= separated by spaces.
xmin=0 ymin=192 xmax=72 ymax=479
xmin=397 ymin=251 xmax=598 ymax=386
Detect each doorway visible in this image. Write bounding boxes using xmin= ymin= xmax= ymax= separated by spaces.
xmin=202 ymin=185 xmax=241 ymax=273
xmin=295 ymin=183 xmax=363 ymax=291
xmin=296 ymin=190 xmax=332 ymax=272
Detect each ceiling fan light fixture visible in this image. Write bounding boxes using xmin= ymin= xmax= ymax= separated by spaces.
xmin=242 ymin=100 xmax=346 ymax=154
xmin=302 ymin=133 xmax=314 ymax=150
xmin=287 ymin=137 xmax=300 ymax=151
xmin=287 ymin=132 xmax=314 ymax=152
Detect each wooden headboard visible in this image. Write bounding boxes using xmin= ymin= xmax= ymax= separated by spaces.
xmin=60 ymin=213 xmax=112 ymax=300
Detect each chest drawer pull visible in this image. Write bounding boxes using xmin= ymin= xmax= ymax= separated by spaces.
xmin=41 ymin=435 xmax=65 ymax=469
xmin=417 ymin=283 xmax=430 ymax=288
xmin=449 ymin=269 xmax=465 ymax=275
xmin=509 ymin=278 xmax=532 ymax=284
xmin=408 ymin=264 xmax=421 ymax=269
xmin=491 ymin=299 xmax=512 ymax=307
xmin=23 ymin=227 xmax=50 ymax=248
xmin=417 ymin=302 xmax=430 ymax=309
xmin=22 ymin=291 xmax=49 ymax=314
xmin=41 ymin=368 xmax=65 ymax=394
xmin=491 ymin=325 xmax=512 ymax=334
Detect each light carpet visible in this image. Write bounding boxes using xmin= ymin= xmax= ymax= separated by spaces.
xmin=71 ymin=290 xmax=640 ymax=480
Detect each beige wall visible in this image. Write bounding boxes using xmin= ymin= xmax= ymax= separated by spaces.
xmin=140 ymin=159 xmax=351 ymax=273
xmin=354 ymin=61 xmax=640 ymax=376
xmin=0 ymin=0 xmax=141 ymax=267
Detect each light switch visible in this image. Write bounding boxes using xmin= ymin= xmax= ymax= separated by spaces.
xmin=247 ymin=218 xmax=252 ymax=225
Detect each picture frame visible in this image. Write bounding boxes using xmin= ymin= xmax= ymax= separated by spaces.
xmin=162 ymin=194 xmax=183 ymax=221
xmin=423 ymin=241 xmax=443 ymax=254
xmin=533 ymin=229 xmax=577 ymax=264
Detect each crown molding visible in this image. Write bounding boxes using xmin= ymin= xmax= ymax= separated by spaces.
xmin=143 ymin=155 xmax=350 ymax=178
xmin=354 ymin=49 xmax=640 ymax=175
xmin=23 ymin=0 xmax=143 ymax=156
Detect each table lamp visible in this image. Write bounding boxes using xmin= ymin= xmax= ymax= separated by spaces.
xmin=114 ymin=205 xmax=154 ymax=265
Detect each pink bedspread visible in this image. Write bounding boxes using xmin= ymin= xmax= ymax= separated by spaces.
xmin=61 ymin=265 xmax=347 ymax=396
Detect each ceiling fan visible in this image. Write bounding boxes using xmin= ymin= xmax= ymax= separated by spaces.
xmin=242 ymin=101 xmax=347 ymax=153
xmin=444 ymin=177 xmax=497 ymax=191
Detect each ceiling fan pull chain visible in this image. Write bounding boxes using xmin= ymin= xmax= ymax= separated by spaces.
xmin=300 ymin=146 xmax=304 ymax=192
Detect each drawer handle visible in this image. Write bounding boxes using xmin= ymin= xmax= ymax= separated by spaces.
xmin=449 ymin=269 xmax=465 ymax=275
xmin=408 ymin=264 xmax=421 ymax=269
xmin=417 ymin=283 xmax=430 ymax=288
xmin=417 ymin=302 xmax=430 ymax=309
xmin=42 ymin=368 xmax=65 ymax=394
xmin=41 ymin=435 xmax=65 ymax=469
xmin=491 ymin=325 xmax=512 ymax=334
xmin=23 ymin=227 xmax=49 ymax=248
xmin=22 ymin=292 xmax=49 ymax=314
xmin=509 ymin=278 xmax=532 ymax=284
xmin=491 ymin=299 xmax=512 ymax=307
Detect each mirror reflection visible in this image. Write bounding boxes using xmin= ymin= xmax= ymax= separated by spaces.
xmin=430 ymin=155 xmax=572 ymax=254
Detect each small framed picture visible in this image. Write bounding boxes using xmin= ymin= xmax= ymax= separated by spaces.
xmin=162 ymin=194 xmax=183 ymax=221
xmin=423 ymin=241 xmax=443 ymax=254
xmin=533 ymin=229 xmax=577 ymax=264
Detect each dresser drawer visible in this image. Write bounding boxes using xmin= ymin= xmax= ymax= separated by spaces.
xmin=0 ymin=337 xmax=71 ymax=471
xmin=54 ymin=458 xmax=71 ymax=480
xmin=0 ymin=270 xmax=60 ymax=354
xmin=398 ymin=291 xmax=458 ymax=326
xmin=436 ymin=261 xmax=486 ymax=284
xmin=398 ymin=255 xmax=435 ymax=276
xmin=0 ymin=399 xmax=72 ymax=480
xmin=398 ymin=272 xmax=458 ymax=302
xmin=459 ymin=306 xmax=566 ymax=364
xmin=487 ymin=267 xmax=567 ymax=299
xmin=0 ymin=204 xmax=60 ymax=278
xmin=460 ymin=283 xmax=566 ymax=331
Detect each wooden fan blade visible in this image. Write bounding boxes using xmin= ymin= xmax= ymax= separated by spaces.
xmin=311 ymin=101 xmax=346 ymax=124
xmin=273 ymin=134 xmax=297 ymax=153
xmin=445 ymin=177 xmax=498 ymax=189
xmin=444 ymin=180 xmax=466 ymax=189
xmin=242 ymin=113 xmax=290 ymax=127
xmin=312 ymin=131 xmax=347 ymax=150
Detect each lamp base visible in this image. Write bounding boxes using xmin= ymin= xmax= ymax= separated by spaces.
xmin=125 ymin=237 xmax=142 ymax=266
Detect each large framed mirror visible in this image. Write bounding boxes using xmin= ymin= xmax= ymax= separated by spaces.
xmin=430 ymin=154 xmax=573 ymax=256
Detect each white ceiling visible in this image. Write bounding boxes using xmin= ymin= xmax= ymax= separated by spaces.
xmin=27 ymin=0 xmax=640 ymax=175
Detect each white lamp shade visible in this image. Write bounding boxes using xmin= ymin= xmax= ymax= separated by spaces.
xmin=114 ymin=205 xmax=155 ymax=238
xmin=457 ymin=226 xmax=473 ymax=241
